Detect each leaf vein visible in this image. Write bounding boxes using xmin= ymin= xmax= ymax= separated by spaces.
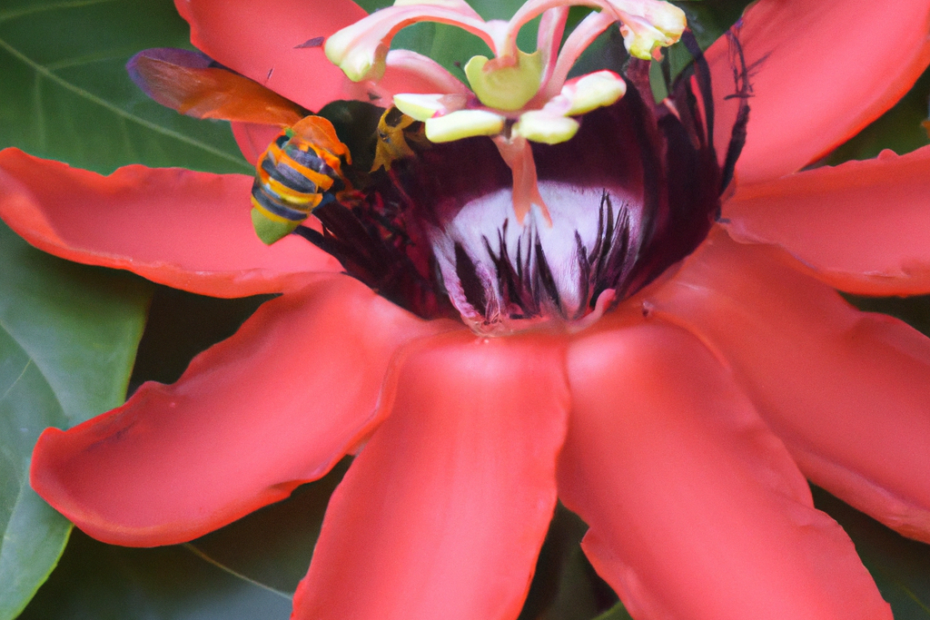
xmin=901 ymin=584 xmax=930 ymax=615
xmin=182 ymin=544 xmax=294 ymax=601
xmin=0 ymin=318 xmax=68 ymax=416
xmin=0 ymin=0 xmax=119 ymax=24
xmin=45 ymin=49 xmax=136 ymax=72
xmin=0 ymin=36 xmax=251 ymax=170
xmin=0 ymin=360 xmax=32 ymax=405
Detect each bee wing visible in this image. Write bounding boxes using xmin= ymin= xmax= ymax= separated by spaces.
xmin=128 ymin=48 xmax=305 ymax=127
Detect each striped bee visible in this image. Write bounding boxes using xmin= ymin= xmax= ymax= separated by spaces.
xmin=371 ymin=106 xmax=428 ymax=172
xmin=250 ymin=116 xmax=352 ymax=245
xmin=128 ymin=50 xmax=424 ymax=245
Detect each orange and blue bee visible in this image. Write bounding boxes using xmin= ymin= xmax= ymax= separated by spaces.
xmin=128 ymin=48 xmax=355 ymax=245
xmin=250 ymin=116 xmax=351 ymax=244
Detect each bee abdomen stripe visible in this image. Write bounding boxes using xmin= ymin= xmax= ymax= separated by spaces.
xmin=251 ymin=183 xmax=322 ymax=221
xmin=259 ymin=157 xmax=317 ymax=194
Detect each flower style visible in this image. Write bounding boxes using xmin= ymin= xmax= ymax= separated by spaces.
xmin=3 ymin=0 xmax=930 ymax=619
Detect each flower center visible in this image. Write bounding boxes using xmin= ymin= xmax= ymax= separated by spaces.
xmin=275 ymin=3 xmax=754 ymax=335
xmin=289 ymin=44 xmax=743 ymax=335
xmin=325 ymin=0 xmax=686 ymax=221
xmin=431 ymin=182 xmax=641 ymax=333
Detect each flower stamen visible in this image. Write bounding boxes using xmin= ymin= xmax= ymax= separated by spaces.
xmin=324 ymin=0 xmax=685 ymax=224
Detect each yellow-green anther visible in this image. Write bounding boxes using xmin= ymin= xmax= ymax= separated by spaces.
xmin=325 ymin=31 xmax=386 ymax=82
xmin=425 ymin=110 xmax=505 ymax=142
xmin=646 ymin=2 xmax=687 ymax=39
xmin=621 ymin=23 xmax=669 ymax=60
xmin=464 ymin=50 xmax=543 ymax=111
xmin=393 ymin=93 xmax=447 ymax=121
xmin=514 ymin=112 xmax=579 ymax=145
xmin=566 ymin=71 xmax=627 ymax=116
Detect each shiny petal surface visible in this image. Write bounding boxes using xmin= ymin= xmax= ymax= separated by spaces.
xmin=0 ymin=149 xmax=338 ymax=297
xmin=559 ymin=318 xmax=891 ymax=620
xmin=650 ymin=229 xmax=930 ymax=543
xmin=379 ymin=49 xmax=470 ymax=97
xmin=31 ymin=276 xmax=451 ymax=546
xmin=723 ymin=146 xmax=930 ymax=295
xmin=231 ymin=121 xmax=283 ymax=165
xmin=705 ymin=0 xmax=930 ymax=183
xmin=174 ymin=0 xmax=370 ymax=111
xmin=294 ymin=331 xmax=570 ymax=620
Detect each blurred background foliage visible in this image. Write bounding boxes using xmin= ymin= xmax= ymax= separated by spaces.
xmin=1 ymin=0 xmax=929 ymax=618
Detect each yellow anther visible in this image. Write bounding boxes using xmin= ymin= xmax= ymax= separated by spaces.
xmin=514 ymin=112 xmax=580 ymax=145
xmin=393 ymin=93 xmax=448 ymax=121
xmin=425 ymin=110 xmax=506 ymax=142
xmin=565 ymin=71 xmax=627 ymax=116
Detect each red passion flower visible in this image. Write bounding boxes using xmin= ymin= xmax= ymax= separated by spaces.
xmin=2 ymin=0 xmax=930 ymax=618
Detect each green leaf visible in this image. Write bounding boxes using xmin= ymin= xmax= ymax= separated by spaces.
xmin=18 ymin=530 xmax=292 ymax=620
xmin=129 ymin=286 xmax=273 ymax=389
xmin=592 ymin=602 xmax=635 ymax=620
xmin=188 ymin=459 xmax=351 ymax=596
xmin=518 ymin=504 xmax=619 ymax=620
xmin=0 ymin=220 xmax=151 ymax=620
xmin=843 ymin=294 xmax=930 ymax=339
xmin=672 ymin=0 xmax=752 ymax=49
xmin=0 ymin=0 xmax=251 ymax=175
xmin=813 ymin=487 xmax=930 ymax=618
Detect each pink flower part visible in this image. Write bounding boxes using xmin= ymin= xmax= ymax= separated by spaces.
xmin=13 ymin=0 xmax=930 ymax=618
xmin=0 ymin=148 xmax=338 ymax=297
xmin=30 ymin=276 xmax=454 ymax=546
xmin=324 ymin=0 xmax=678 ymax=227
xmin=540 ymin=10 xmax=616 ymax=101
xmin=324 ymin=3 xmax=493 ymax=83
xmin=492 ymin=135 xmax=550 ymax=224
xmin=559 ymin=317 xmax=892 ymax=620
xmin=294 ymin=331 xmax=570 ymax=620
xmin=231 ymin=122 xmax=284 ymax=165
xmin=174 ymin=0 xmax=371 ymax=112
xmin=327 ymin=0 xmax=683 ymax=103
xmin=649 ymin=230 xmax=930 ymax=544
xmin=378 ymin=49 xmax=472 ymax=100
xmin=723 ymin=145 xmax=930 ymax=296
xmin=704 ymin=0 xmax=930 ymax=184
xmin=535 ymin=6 xmax=570 ymax=90
xmin=506 ymin=0 xmax=685 ymax=61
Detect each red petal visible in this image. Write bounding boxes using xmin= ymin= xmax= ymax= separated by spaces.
xmin=30 ymin=276 xmax=452 ymax=546
xmin=649 ymin=229 xmax=930 ymax=543
xmin=0 ymin=149 xmax=338 ymax=297
xmin=293 ymin=330 xmax=570 ymax=620
xmin=706 ymin=0 xmax=930 ymax=184
xmin=559 ymin=318 xmax=891 ymax=620
xmin=174 ymin=0 xmax=369 ymax=112
xmin=723 ymin=146 xmax=930 ymax=295
xmin=231 ymin=122 xmax=283 ymax=165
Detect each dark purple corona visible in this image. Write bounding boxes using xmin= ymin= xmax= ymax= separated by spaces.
xmin=294 ymin=33 xmax=749 ymax=334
